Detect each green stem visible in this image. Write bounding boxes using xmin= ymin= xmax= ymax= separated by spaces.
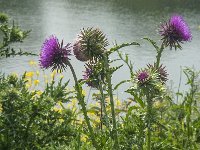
xmin=156 ymin=44 xmax=164 ymax=69
xmin=67 ymin=62 xmax=99 ymax=149
xmin=100 ymin=100 xmax=103 ymax=130
xmin=186 ymin=74 xmax=195 ymax=147
xmin=98 ymin=80 xmax=109 ymax=128
xmin=146 ymin=93 xmax=152 ymax=150
xmin=103 ymin=54 xmax=119 ymax=148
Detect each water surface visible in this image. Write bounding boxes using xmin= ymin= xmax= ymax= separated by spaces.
xmin=0 ymin=0 xmax=200 ymax=98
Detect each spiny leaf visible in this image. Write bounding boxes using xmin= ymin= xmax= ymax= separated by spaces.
xmin=114 ymin=80 xmax=130 ymax=91
xmin=108 ymin=41 xmax=140 ymax=55
xmin=128 ymin=106 xmax=141 ymax=114
xmin=126 ymin=90 xmax=145 ymax=108
xmin=143 ymin=37 xmax=160 ymax=51
xmin=110 ymin=64 xmax=123 ymax=74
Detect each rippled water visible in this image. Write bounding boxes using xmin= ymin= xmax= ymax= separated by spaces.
xmin=0 ymin=0 xmax=200 ymax=98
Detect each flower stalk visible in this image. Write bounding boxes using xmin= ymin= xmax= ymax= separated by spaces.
xmin=103 ymin=54 xmax=119 ymax=148
xmin=67 ymin=61 xmax=99 ymax=149
xmin=155 ymin=44 xmax=164 ymax=69
xmin=146 ymin=92 xmax=152 ymax=150
xmin=98 ymin=79 xmax=110 ymax=128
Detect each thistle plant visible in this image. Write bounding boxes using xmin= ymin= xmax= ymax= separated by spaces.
xmin=0 ymin=73 xmax=76 ymax=149
xmin=118 ymin=14 xmax=192 ymax=150
xmin=127 ymin=66 xmax=165 ymax=150
xmin=39 ymin=35 xmax=99 ymax=149
xmin=82 ymin=63 xmax=110 ymax=129
xmin=143 ymin=14 xmax=191 ymax=150
xmin=145 ymin=14 xmax=191 ymax=150
xmin=73 ymin=27 xmax=139 ymax=148
xmin=182 ymin=68 xmax=200 ymax=148
xmin=146 ymin=15 xmax=192 ymax=69
xmin=74 ymin=27 xmax=120 ymax=148
xmin=2 ymin=12 xmax=200 ymax=149
xmin=0 ymin=13 xmax=36 ymax=58
xmin=38 ymin=15 xmax=192 ymax=149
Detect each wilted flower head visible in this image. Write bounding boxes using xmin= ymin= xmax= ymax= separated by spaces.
xmin=73 ymin=27 xmax=109 ymax=62
xmin=137 ymin=70 xmax=149 ymax=84
xmin=83 ymin=65 xmax=97 ymax=88
xmin=83 ymin=67 xmax=92 ymax=81
xmin=159 ymin=15 xmax=192 ymax=49
xmin=39 ymin=35 xmax=71 ymax=72
xmin=147 ymin=63 xmax=168 ymax=83
xmin=73 ymin=40 xmax=89 ymax=61
xmin=83 ymin=63 xmax=105 ymax=88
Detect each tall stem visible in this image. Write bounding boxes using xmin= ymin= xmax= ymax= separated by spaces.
xmin=186 ymin=73 xmax=195 ymax=147
xmin=67 ymin=62 xmax=99 ymax=149
xmin=146 ymin=92 xmax=152 ymax=150
xmin=98 ymin=80 xmax=109 ymax=128
xmin=156 ymin=44 xmax=164 ymax=69
xmin=103 ymin=54 xmax=119 ymax=148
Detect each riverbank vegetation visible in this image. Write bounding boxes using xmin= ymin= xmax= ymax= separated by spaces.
xmin=0 ymin=13 xmax=200 ymax=150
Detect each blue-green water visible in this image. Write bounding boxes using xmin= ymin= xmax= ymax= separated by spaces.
xmin=0 ymin=0 xmax=200 ymax=99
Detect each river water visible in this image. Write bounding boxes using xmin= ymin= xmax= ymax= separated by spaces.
xmin=0 ymin=0 xmax=200 ymax=99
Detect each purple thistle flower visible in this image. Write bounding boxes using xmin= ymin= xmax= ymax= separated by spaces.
xmin=137 ymin=71 xmax=149 ymax=83
xmin=147 ymin=63 xmax=168 ymax=83
xmin=159 ymin=15 xmax=192 ymax=49
xmin=39 ymin=35 xmax=71 ymax=72
xmin=83 ymin=67 xmax=92 ymax=80
xmin=83 ymin=66 xmax=97 ymax=88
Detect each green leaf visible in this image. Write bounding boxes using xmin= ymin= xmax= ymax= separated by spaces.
xmin=127 ymin=90 xmax=145 ymax=108
xmin=108 ymin=41 xmax=140 ymax=55
xmin=133 ymin=94 xmax=145 ymax=108
xmin=127 ymin=106 xmax=141 ymax=114
xmin=109 ymin=58 xmax=121 ymax=63
xmin=110 ymin=64 xmax=123 ymax=74
xmin=143 ymin=37 xmax=160 ymax=51
xmin=176 ymin=92 xmax=183 ymax=97
xmin=0 ymin=13 xmax=8 ymax=23
xmin=154 ymin=121 xmax=168 ymax=131
xmin=113 ymin=80 xmax=130 ymax=91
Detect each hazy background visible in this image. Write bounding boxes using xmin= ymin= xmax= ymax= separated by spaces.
xmin=0 ymin=0 xmax=200 ymax=99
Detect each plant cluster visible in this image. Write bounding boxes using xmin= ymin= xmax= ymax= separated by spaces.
xmin=0 ymin=13 xmax=200 ymax=150
xmin=0 ymin=13 xmax=36 ymax=57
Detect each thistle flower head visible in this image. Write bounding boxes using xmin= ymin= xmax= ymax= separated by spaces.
xmin=83 ymin=67 xmax=92 ymax=80
xmin=73 ymin=27 xmax=109 ymax=62
xmin=132 ymin=67 xmax=165 ymax=96
xmin=73 ymin=40 xmax=89 ymax=61
xmin=83 ymin=65 xmax=97 ymax=88
xmin=137 ymin=70 xmax=149 ymax=84
xmin=147 ymin=63 xmax=168 ymax=83
xmin=159 ymin=15 xmax=192 ymax=49
xmin=83 ymin=63 xmax=105 ymax=88
xmin=39 ymin=35 xmax=71 ymax=72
